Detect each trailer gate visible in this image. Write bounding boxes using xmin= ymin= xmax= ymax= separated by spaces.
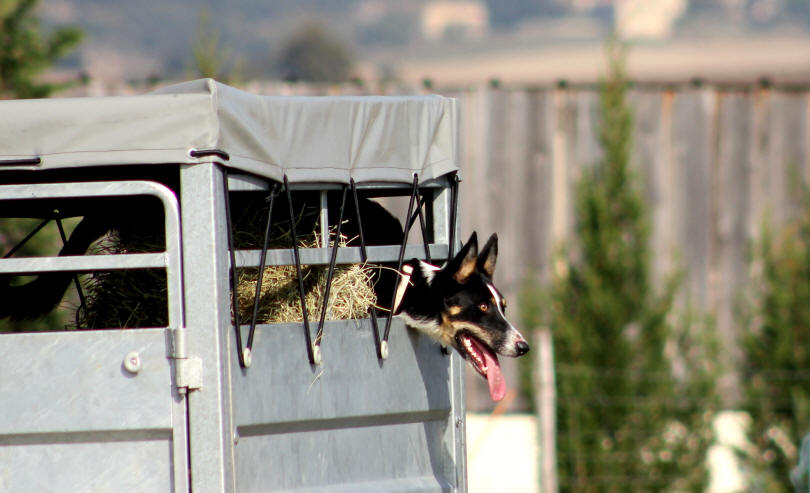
xmin=0 ymin=181 xmax=188 ymax=492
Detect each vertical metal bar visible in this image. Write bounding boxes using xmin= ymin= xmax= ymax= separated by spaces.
xmin=284 ymin=176 xmax=316 ymax=365
xmin=316 ymin=186 xmax=347 ymax=347
xmin=180 ymin=163 xmax=236 ymax=493
xmin=246 ymin=183 xmax=281 ymax=356
xmin=449 ymin=171 xmax=460 ymax=258
xmin=383 ymin=174 xmax=419 ymax=344
xmin=319 ymin=191 xmax=329 ymax=248
xmin=414 ymin=192 xmax=432 ymax=264
xmin=222 ymin=170 xmax=246 ymax=368
xmin=349 ymin=179 xmax=383 ymax=359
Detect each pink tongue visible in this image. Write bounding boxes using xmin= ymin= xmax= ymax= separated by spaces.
xmin=482 ymin=349 xmax=505 ymax=401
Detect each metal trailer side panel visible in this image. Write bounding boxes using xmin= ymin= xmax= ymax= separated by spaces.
xmin=231 ymin=320 xmax=461 ymax=492
xmin=0 ymin=330 xmax=180 ymax=493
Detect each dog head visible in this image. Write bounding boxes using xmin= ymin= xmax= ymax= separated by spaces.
xmin=395 ymin=232 xmax=530 ymax=401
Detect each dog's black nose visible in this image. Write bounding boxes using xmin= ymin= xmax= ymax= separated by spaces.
xmin=515 ymin=340 xmax=530 ymax=356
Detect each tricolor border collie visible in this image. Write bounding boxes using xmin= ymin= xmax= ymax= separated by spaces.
xmin=393 ymin=232 xmax=530 ymax=401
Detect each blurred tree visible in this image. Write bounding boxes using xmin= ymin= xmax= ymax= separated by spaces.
xmin=740 ymin=194 xmax=810 ymax=492
xmin=0 ymin=0 xmax=83 ymax=98
xmin=192 ymin=8 xmax=227 ymax=80
xmin=524 ymin=37 xmax=718 ymax=492
xmin=190 ymin=8 xmax=243 ymax=83
xmin=276 ymin=22 xmax=354 ymax=83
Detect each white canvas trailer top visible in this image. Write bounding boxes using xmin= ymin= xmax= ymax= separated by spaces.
xmin=0 ymin=78 xmax=459 ymax=184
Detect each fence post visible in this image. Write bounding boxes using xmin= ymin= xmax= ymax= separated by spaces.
xmin=536 ymin=328 xmax=558 ymax=493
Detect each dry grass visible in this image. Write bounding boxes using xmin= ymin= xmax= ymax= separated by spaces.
xmin=234 ymin=232 xmax=377 ymax=324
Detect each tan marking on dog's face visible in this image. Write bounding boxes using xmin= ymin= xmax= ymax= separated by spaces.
xmin=438 ymin=315 xmax=458 ymax=348
xmin=448 ymin=305 xmax=463 ymax=316
xmin=443 ymin=319 xmax=498 ymax=352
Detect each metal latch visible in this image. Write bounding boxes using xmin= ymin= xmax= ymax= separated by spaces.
xmin=168 ymin=327 xmax=202 ymax=393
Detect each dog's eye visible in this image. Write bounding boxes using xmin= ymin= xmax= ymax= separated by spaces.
xmin=478 ymin=303 xmax=488 ymax=312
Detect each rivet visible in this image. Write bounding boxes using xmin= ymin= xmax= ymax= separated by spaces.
xmin=380 ymin=340 xmax=389 ymax=360
xmin=312 ymin=344 xmax=322 ymax=365
xmin=124 ymin=351 xmax=141 ymax=374
xmin=243 ymin=348 xmax=252 ymax=368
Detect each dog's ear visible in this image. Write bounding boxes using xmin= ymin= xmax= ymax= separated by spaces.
xmin=447 ymin=232 xmax=478 ymax=283
xmin=477 ymin=233 xmax=498 ymax=278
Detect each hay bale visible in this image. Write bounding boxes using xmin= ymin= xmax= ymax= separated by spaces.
xmin=234 ymin=232 xmax=377 ymax=324
xmin=75 ymin=228 xmax=168 ymax=329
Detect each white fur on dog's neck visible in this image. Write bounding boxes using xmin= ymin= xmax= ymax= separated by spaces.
xmin=393 ymin=260 xmax=440 ymax=314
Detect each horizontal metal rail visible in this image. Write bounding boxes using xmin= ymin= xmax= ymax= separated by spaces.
xmin=226 ymin=173 xmax=452 ymax=193
xmin=233 ymin=244 xmax=449 ymax=269
xmin=0 ymin=253 xmax=168 ymax=274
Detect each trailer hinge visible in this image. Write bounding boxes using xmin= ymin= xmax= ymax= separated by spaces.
xmin=175 ymin=356 xmax=203 ymax=393
xmin=168 ymin=327 xmax=203 ymax=393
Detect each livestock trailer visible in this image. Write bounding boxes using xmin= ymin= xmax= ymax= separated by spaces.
xmin=0 ymin=79 xmax=467 ymax=492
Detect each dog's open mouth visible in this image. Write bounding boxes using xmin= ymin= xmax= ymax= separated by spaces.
xmin=456 ymin=332 xmax=505 ymax=401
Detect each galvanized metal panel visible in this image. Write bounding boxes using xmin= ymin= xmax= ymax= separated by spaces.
xmin=0 ymin=329 xmax=184 ymax=493
xmin=0 ymin=434 xmax=174 ymax=493
xmin=0 ymin=329 xmax=172 ymax=434
xmin=235 ymin=421 xmax=454 ymax=493
xmin=231 ymin=318 xmax=463 ymax=492
xmin=233 ymin=319 xmax=451 ymax=423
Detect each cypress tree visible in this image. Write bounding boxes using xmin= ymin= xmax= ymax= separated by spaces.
xmin=741 ymin=194 xmax=810 ymax=492
xmin=539 ymin=38 xmax=716 ymax=492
